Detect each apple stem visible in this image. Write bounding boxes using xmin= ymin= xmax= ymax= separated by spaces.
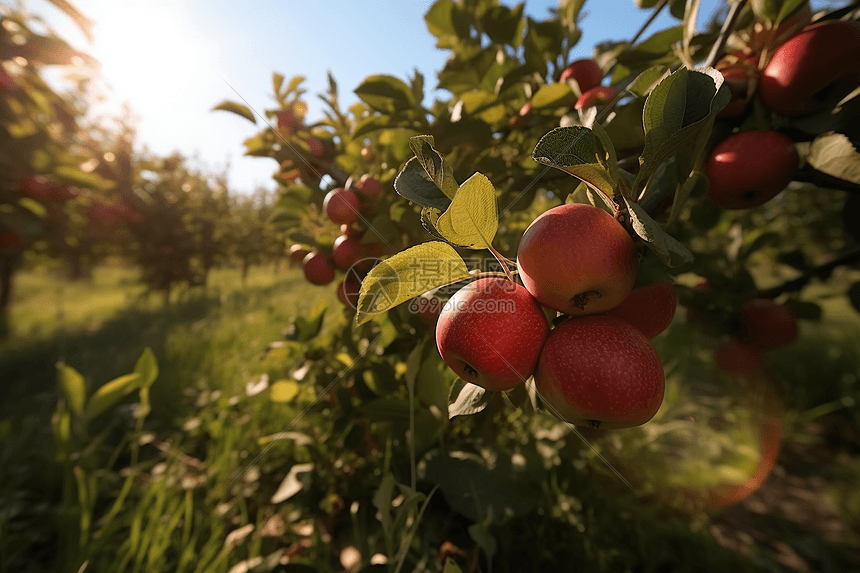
xmin=705 ymin=0 xmax=748 ymax=69
xmin=488 ymin=244 xmax=516 ymax=282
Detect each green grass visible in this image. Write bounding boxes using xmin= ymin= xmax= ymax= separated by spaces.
xmin=2 ymin=262 xmax=859 ymax=573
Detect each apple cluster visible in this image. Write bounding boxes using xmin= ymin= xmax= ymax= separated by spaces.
xmin=435 ymin=203 xmax=677 ymax=430
xmin=706 ymin=11 xmax=860 ymax=210
xmin=685 ymin=280 xmax=799 ymax=377
xmin=289 ymin=175 xmax=386 ymax=305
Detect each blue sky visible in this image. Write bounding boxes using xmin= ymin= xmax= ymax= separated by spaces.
xmin=32 ymin=0 xmax=733 ymax=193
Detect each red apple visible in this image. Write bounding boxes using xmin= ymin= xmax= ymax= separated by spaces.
xmin=337 ymin=277 xmax=362 ymax=308
xmin=323 ymin=188 xmax=361 ymax=225
xmin=19 ymin=174 xmax=54 ymax=201
xmin=558 ymin=59 xmax=603 ymax=93
xmin=0 ymin=67 xmax=17 ymax=93
xmin=435 ymin=277 xmax=549 ymax=391
xmin=760 ymin=21 xmax=860 ymax=116
xmin=276 ymin=108 xmax=302 ymax=133
xmin=340 ymin=223 xmax=366 ymax=240
xmin=302 ymin=252 xmax=335 ymax=286
xmin=332 ymin=234 xmax=364 ymax=270
xmin=715 ymin=53 xmax=760 ymax=118
xmin=355 ymin=175 xmax=382 ymax=199
xmin=705 ymin=130 xmax=798 ymax=209
xmin=714 ymin=340 xmax=764 ymax=376
xmin=289 ymin=244 xmax=310 ymax=263
xmin=750 ymin=2 xmax=812 ymax=53
xmin=741 ymin=298 xmax=798 ymax=349
xmin=516 ymin=203 xmax=637 ymax=316
xmin=574 ymin=86 xmax=619 ymax=110
xmin=534 ymin=315 xmax=665 ymax=429
xmin=307 ymin=137 xmax=325 ymax=159
xmin=603 ymin=282 xmax=676 ymax=339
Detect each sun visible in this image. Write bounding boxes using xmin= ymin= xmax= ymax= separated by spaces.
xmin=86 ymin=1 xmax=214 ymax=118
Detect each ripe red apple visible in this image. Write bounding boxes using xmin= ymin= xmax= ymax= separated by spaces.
xmin=705 ymin=130 xmax=798 ymax=209
xmin=289 ymin=244 xmax=310 ymax=263
xmin=0 ymin=67 xmax=16 ymax=93
xmin=337 ymin=277 xmax=362 ymax=308
xmin=750 ymin=2 xmax=812 ymax=53
xmin=19 ymin=174 xmax=54 ymax=201
xmin=355 ymin=175 xmax=382 ymax=199
xmin=741 ymin=298 xmax=798 ymax=349
xmin=516 ymin=203 xmax=637 ymax=316
xmin=760 ymin=21 xmax=860 ymax=116
xmin=435 ymin=277 xmax=549 ymax=391
xmin=307 ymin=137 xmax=325 ymax=159
xmin=558 ymin=59 xmax=602 ymax=93
xmin=603 ymin=282 xmax=676 ymax=339
xmin=332 ymin=234 xmax=364 ymax=270
xmin=302 ymin=252 xmax=335 ymax=286
xmin=714 ymin=340 xmax=764 ymax=376
xmin=574 ymin=86 xmax=619 ymax=110
xmin=340 ymin=223 xmax=366 ymax=240
xmin=715 ymin=52 xmax=760 ymax=118
xmin=276 ymin=108 xmax=302 ymax=133
xmin=323 ymin=188 xmax=361 ymax=225
xmin=534 ymin=315 xmax=665 ymax=429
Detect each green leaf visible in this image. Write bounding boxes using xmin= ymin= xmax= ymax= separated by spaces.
xmin=271 ymin=463 xmax=313 ymax=503
xmin=750 ymin=0 xmax=807 ymax=25
xmin=448 ymin=380 xmax=493 ymax=418
xmin=18 ymin=197 xmax=46 ymax=218
xmin=56 ymin=362 xmax=86 ymax=415
xmin=272 ymin=72 xmax=285 ymax=97
xmin=355 ymin=242 xmax=470 ymax=325
xmin=285 ymin=75 xmax=307 ymax=96
xmin=211 ymin=100 xmax=256 ymax=124
xmin=482 ymin=4 xmax=526 ymax=48
xmin=620 ymin=194 xmax=694 ymax=267
xmin=807 ymin=133 xmax=860 ymax=185
xmin=409 ymin=136 xmax=458 ymax=200
xmin=618 ymin=25 xmax=684 ymax=64
xmin=637 ymin=67 xmax=730 ymax=190
xmin=436 ymin=173 xmax=499 ymax=249
xmin=443 ymin=557 xmax=465 ymax=573
xmin=354 ymin=74 xmax=417 ymax=115
xmin=394 ymin=158 xmax=452 ymax=211
xmin=626 ymin=66 xmax=671 ymax=97
xmin=270 ymin=380 xmax=300 ymax=403
xmin=54 ymin=165 xmax=114 ymax=191
xmin=134 ymin=348 xmax=158 ymax=388
xmin=532 ymin=126 xmax=617 ymax=196
xmin=529 ymin=83 xmax=578 ymax=110
xmin=85 ymin=373 xmax=142 ymax=421
xmin=787 ymin=300 xmax=822 ymax=322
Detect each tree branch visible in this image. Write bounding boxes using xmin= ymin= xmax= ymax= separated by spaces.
xmin=705 ymin=0 xmax=748 ymax=68
xmin=759 ymin=245 xmax=860 ymax=299
xmin=794 ymin=167 xmax=860 ymax=194
xmin=630 ymin=0 xmax=669 ymax=46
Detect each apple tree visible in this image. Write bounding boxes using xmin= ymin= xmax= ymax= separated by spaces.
xmin=219 ymin=0 xmax=860 ymax=569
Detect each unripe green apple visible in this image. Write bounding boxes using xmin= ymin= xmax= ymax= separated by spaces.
xmin=760 ymin=21 xmax=860 ymax=116
xmin=603 ymin=282 xmax=676 ymax=339
xmin=558 ymin=59 xmax=602 ymax=93
xmin=705 ymin=130 xmax=798 ymax=209
xmin=435 ymin=277 xmax=549 ymax=391
xmin=323 ymin=188 xmax=361 ymax=225
xmin=302 ymin=252 xmax=335 ymax=286
xmin=574 ymin=86 xmax=619 ymax=110
xmin=516 ymin=203 xmax=637 ymax=316
xmin=741 ymin=298 xmax=798 ymax=349
xmin=534 ymin=315 xmax=665 ymax=429
xmin=714 ymin=340 xmax=764 ymax=376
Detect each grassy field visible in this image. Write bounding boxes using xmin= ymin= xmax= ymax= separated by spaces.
xmin=1 ymin=262 xmax=859 ymax=572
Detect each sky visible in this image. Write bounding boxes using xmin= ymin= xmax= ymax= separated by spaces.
xmin=28 ymin=0 xmax=735 ymax=193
